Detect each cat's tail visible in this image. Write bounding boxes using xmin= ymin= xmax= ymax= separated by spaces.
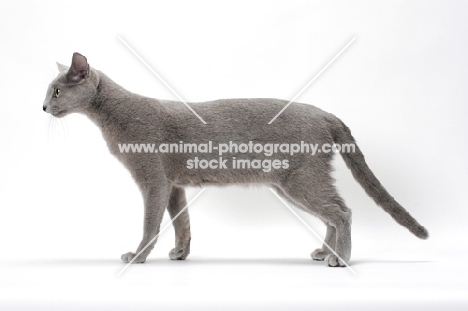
xmin=332 ymin=119 xmax=429 ymax=239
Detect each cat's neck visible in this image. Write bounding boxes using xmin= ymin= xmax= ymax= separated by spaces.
xmin=85 ymin=71 xmax=150 ymax=128
xmin=82 ymin=71 xmax=166 ymax=147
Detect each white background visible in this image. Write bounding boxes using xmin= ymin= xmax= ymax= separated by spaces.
xmin=1 ymin=0 xmax=467 ymax=310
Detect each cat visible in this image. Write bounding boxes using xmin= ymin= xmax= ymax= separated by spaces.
xmin=42 ymin=53 xmax=428 ymax=267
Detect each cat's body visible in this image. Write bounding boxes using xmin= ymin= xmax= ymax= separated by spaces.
xmin=43 ymin=53 xmax=428 ymax=267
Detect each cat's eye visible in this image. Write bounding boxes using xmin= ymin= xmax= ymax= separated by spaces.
xmin=53 ymin=87 xmax=60 ymax=98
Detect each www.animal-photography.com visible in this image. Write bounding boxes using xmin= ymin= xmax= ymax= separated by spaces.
xmin=1 ymin=0 xmax=467 ymax=310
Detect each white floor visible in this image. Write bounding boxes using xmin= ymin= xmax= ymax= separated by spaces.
xmin=1 ymin=249 xmax=466 ymax=310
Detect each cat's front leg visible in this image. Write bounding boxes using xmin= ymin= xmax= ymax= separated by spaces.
xmin=167 ymin=187 xmax=191 ymax=260
xmin=121 ymin=183 xmax=172 ymax=264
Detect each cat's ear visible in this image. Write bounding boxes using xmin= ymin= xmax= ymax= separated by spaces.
xmin=56 ymin=62 xmax=69 ymax=73
xmin=67 ymin=52 xmax=89 ymax=83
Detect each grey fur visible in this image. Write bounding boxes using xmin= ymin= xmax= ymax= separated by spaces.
xmin=43 ymin=53 xmax=428 ymax=267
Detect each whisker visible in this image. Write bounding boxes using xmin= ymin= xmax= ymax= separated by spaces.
xmin=51 ymin=115 xmax=58 ymax=145
xmin=47 ymin=114 xmax=53 ymax=146
xmin=58 ymin=117 xmax=68 ymax=141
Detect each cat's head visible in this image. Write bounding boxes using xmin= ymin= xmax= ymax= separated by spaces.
xmin=43 ymin=53 xmax=100 ymax=117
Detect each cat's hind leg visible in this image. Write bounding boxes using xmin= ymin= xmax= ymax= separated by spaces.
xmin=318 ymin=198 xmax=352 ymax=267
xmin=310 ymin=224 xmax=336 ymax=261
xmin=322 ymin=210 xmax=351 ymax=267
xmin=167 ymin=187 xmax=191 ymax=260
xmin=279 ymin=173 xmax=352 ymax=267
xmin=271 ymin=185 xmax=336 ymax=261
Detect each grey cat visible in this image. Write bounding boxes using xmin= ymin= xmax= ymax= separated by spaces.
xmin=43 ymin=53 xmax=428 ymax=267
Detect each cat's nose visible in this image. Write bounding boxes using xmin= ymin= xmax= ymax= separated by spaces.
xmin=43 ymin=106 xmax=47 ymax=112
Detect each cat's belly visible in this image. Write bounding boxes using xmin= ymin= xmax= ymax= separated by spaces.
xmin=165 ymin=150 xmax=328 ymax=187
xmin=171 ymin=169 xmax=275 ymax=187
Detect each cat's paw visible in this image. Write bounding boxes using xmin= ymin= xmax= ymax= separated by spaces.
xmin=325 ymin=254 xmax=347 ymax=267
xmin=121 ymin=252 xmax=146 ymax=264
xmin=169 ymin=247 xmax=189 ymax=260
xmin=311 ymin=248 xmax=329 ymax=261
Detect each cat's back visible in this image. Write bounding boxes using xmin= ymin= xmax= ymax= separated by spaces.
xmin=162 ymin=98 xmax=335 ymax=125
xmin=159 ymin=98 xmax=339 ymax=142
xmin=200 ymin=98 xmax=329 ymax=120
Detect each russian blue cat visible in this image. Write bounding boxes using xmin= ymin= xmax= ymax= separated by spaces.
xmin=43 ymin=53 xmax=428 ymax=267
